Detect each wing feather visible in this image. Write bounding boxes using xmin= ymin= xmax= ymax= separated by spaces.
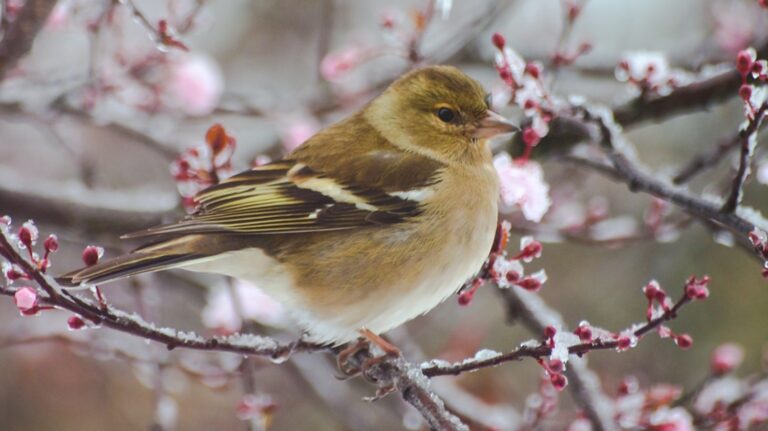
xmin=123 ymin=155 xmax=438 ymax=239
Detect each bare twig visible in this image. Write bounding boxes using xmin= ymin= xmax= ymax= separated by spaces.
xmin=721 ymin=101 xmax=768 ymax=213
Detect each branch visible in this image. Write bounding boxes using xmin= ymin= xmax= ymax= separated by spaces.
xmin=721 ymin=101 xmax=768 ymax=213
xmin=0 ymin=0 xmax=58 ymax=79
xmin=0 ymin=228 xmax=320 ymax=359
xmin=0 ymin=224 xmax=469 ymax=430
xmin=423 ymin=288 xmax=693 ymax=376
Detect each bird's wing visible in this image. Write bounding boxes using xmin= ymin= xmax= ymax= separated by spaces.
xmin=123 ymin=153 xmax=443 ymax=239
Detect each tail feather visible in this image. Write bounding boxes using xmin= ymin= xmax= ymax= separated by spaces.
xmin=57 ymin=253 xmax=203 ymax=286
xmin=57 ymin=236 xmax=211 ymax=287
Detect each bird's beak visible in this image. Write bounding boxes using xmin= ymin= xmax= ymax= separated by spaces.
xmin=472 ymin=110 xmax=519 ymax=139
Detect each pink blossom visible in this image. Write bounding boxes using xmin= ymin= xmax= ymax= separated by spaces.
xmin=647 ymin=407 xmax=694 ymax=431
xmin=713 ymin=1 xmax=768 ymax=55
xmin=202 ymin=280 xmax=288 ymax=333
xmin=44 ymin=2 xmax=70 ymax=30
xmin=711 ymin=343 xmax=745 ymax=375
xmin=615 ymin=52 xmax=690 ymax=96
xmin=277 ymin=115 xmax=321 ymax=153
xmin=493 ymin=152 xmax=551 ymax=222
xmin=14 ymin=287 xmax=38 ymax=314
xmin=166 ymin=54 xmax=224 ymax=116
xmin=320 ymin=47 xmax=362 ymax=82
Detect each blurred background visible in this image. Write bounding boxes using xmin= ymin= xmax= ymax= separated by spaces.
xmin=0 ymin=0 xmax=767 ymax=430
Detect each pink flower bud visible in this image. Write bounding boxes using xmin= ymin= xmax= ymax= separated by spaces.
xmin=736 ymin=49 xmax=755 ymax=74
xmin=544 ymin=325 xmax=557 ymax=339
xmin=4 ymin=263 xmax=25 ymax=281
xmin=550 ymin=373 xmax=568 ymax=391
xmin=67 ymin=315 xmax=86 ymax=330
xmin=684 ymin=275 xmax=710 ymax=300
xmin=457 ymin=278 xmax=483 ymax=306
xmin=548 ymin=359 xmax=564 ymax=373
xmin=43 ymin=234 xmax=59 ymax=253
xmin=491 ymin=32 xmax=506 ymax=50
xmin=616 ymin=335 xmax=633 ymax=351
xmin=618 ymin=376 xmax=639 ymax=396
xmin=522 ymin=127 xmax=541 ymax=147
xmin=643 ymin=280 xmax=663 ymax=300
xmin=710 ymin=343 xmax=744 ymax=375
xmin=513 ymin=237 xmax=543 ymax=261
xmin=674 ymin=334 xmax=693 ymax=349
xmin=524 ymin=62 xmax=541 ymax=79
xmin=574 ymin=323 xmax=592 ymax=342
xmin=82 ymin=245 xmax=104 ymax=266
xmin=14 ymin=287 xmax=38 ymax=314
xmin=516 ymin=276 xmax=542 ymax=291
xmin=739 ymin=84 xmax=753 ymax=101
xmin=18 ymin=221 xmax=38 ymax=249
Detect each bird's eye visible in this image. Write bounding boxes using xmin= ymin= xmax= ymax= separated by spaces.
xmin=436 ymin=107 xmax=456 ymax=123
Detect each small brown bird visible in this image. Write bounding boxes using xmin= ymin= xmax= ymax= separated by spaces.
xmin=60 ymin=65 xmax=518 ymax=345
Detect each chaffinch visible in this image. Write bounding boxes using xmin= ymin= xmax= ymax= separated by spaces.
xmin=60 ymin=65 xmax=518 ymax=345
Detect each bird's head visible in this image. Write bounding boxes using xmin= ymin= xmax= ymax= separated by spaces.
xmin=365 ymin=65 xmax=518 ymax=165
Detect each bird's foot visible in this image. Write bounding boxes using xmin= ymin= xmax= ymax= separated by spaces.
xmin=335 ymin=328 xmax=402 ymax=380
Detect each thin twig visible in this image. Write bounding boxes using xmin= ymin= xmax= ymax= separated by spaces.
xmin=721 ymin=101 xmax=768 ymax=213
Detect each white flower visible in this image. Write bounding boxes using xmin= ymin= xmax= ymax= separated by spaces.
xmin=493 ymin=152 xmax=551 ymax=222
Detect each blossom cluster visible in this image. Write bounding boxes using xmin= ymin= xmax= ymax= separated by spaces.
xmin=491 ymin=32 xmax=552 ymax=158
xmin=565 ymin=341 xmax=768 ymax=431
xmin=1 ymin=217 xmax=101 ymax=329
xmin=748 ymin=228 xmax=768 ymax=278
xmin=457 ymin=221 xmax=546 ymax=305
xmin=735 ymin=47 xmax=768 ymax=119
xmin=28 ymin=1 xmax=224 ymax=117
xmin=615 ymin=52 xmax=692 ymax=97
xmin=171 ymin=123 xmax=236 ymax=210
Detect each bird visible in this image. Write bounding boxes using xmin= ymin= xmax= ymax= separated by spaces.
xmin=59 ymin=65 xmax=518 ymax=346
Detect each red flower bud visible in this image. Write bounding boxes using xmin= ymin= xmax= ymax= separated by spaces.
xmin=67 ymin=315 xmax=86 ymax=330
xmin=18 ymin=221 xmax=38 ymax=249
xmin=736 ymin=50 xmax=755 ymax=74
xmin=44 ymin=234 xmax=59 ymax=253
xmin=544 ymin=325 xmax=557 ymax=339
xmin=491 ymin=32 xmax=506 ymax=50
xmin=674 ymin=334 xmax=693 ymax=349
xmin=548 ymin=359 xmax=564 ymax=373
xmin=524 ymin=62 xmax=541 ymax=79
xmin=550 ymin=373 xmax=568 ymax=391
xmin=522 ymin=127 xmax=541 ymax=147
xmin=516 ymin=276 xmax=542 ymax=291
xmin=82 ymin=245 xmax=104 ymax=266
xmin=739 ymin=84 xmax=753 ymax=101
xmin=574 ymin=323 xmax=592 ymax=342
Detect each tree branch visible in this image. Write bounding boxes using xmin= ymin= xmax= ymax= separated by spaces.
xmin=0 ymin=0 xmax=58 ymax=80
xmin=721 ymin=101 xmax=768 ymax=213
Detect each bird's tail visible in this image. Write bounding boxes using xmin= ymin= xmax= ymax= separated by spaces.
xmin=57 ymin=236 xmax=210 ymax=287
